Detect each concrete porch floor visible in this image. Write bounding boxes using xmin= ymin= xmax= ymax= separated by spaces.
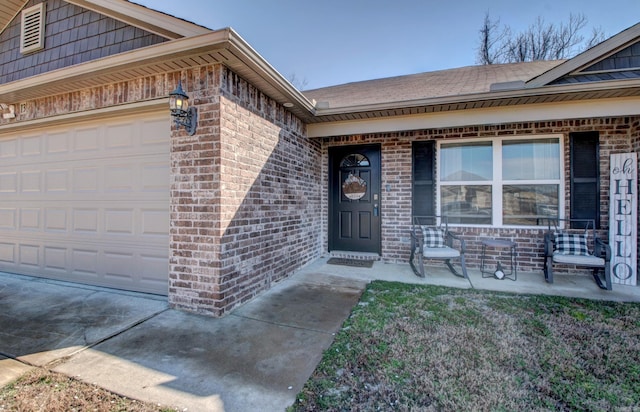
xmin=305 ymin=257 xmax=640 ymax=302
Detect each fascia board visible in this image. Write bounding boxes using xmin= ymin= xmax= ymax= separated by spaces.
xmin=0 ymin=28 xmax=315 ymax=115
xmin=0 ymin=31 xmax=230 ymax=95
xmin=307 ymin=96 xmax=640 ymax=138
xmin=65 ymin=0 xmax=211 ymax=39
xmin=526 ymin=22 xmax=640 ymax=88
xmin=312 ymin=78 xmax=640 ymax=117
xmin=225 ymin=29 xmax=316 ymax=113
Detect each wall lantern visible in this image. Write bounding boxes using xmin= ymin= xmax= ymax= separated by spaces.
xmin=169 ymin=80 xmax=197 ymax=135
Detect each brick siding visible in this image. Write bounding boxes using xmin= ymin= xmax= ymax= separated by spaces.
xmin=323 ymin=117 xmax=640 ymax=276
xmin=3 ymin=61 xmax=322 ymax=316
xmin=3 ymin=50 xmax=639 ymax=308
xmin=169 ymin=66 xmax=322 ymax=316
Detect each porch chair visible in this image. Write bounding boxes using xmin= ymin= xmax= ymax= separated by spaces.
xmin=409 ymin=216 xmax=468 ymax=279
xmin=543 ymin=218 xmax=612 ymax=290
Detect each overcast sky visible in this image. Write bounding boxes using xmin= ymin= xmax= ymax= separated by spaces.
xmin=133 ymin=0 xmax=639 ymax=90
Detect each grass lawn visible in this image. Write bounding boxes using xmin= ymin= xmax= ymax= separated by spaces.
xmin=289 ymin=281 xmax=640 ymax=411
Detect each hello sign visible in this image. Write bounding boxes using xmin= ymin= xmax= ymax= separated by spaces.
xmin=609 ymin=153 xmax=637 ymax=285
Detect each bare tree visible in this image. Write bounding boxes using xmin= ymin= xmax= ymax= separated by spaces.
xmin=287 ymin=73 xmax=309 ymax=91
xmin=476 ymin=13 xmax=606 ymax=65
xmin=477 ymin=13 xmax=510 ymax=65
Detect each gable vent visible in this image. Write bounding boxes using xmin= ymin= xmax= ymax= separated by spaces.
xmin=20 ymin=3 xmax=46 ymax=54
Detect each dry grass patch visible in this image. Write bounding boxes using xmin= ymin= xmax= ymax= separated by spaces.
xmin=289 ymin=281 xmax=640 ymax=411
xmin=0 ymin=368 xmax=176 ymax=412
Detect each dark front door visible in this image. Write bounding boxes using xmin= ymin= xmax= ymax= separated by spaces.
xmin=329 ymin=144 xmax=381 ymax=253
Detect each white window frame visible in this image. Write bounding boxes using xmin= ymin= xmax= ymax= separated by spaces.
xmin=20 ymin=3 xmax=46 ymax=54
xmin=436 ymin=135 xmax=565 ymax=228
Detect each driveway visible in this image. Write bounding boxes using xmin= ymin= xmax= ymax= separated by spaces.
xmin=0 ymin=268 xmax=366 ymax=411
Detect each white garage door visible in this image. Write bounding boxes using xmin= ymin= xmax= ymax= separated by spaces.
xmin=0 ymin=113 xmax=170 ymax=295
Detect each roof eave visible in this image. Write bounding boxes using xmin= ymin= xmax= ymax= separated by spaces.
xmin=0 ymin=28 xmax=316 ymax=121
xmin=309 ymin=79 xmax=640 ymax=122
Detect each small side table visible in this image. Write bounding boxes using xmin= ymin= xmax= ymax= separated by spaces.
xmin=480 ymin=239 xmax=517 ymax=281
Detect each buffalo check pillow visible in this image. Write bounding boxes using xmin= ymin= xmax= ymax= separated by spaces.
xmin=421 ymin=226 xmax=445 ymax=248
xmin=554 ymin=233 xmax=590 ymax=256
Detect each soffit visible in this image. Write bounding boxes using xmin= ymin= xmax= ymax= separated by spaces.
xmin=0 ymin=0 xmax=27 ymax=34
xmin=2 ymin=21 xmax=640 ymax=128
xmin=0 ymin=28 xmax=316 ymax=121
xmin=307 ymin=79 xmax=640 ymax=124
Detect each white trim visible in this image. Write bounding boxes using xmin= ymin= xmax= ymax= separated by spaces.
xmin=0 ymin=28 xmax=315 ymax=116
xmin=65 ymin=0 xmax=210 ymax=39
xmin=307 ymin=96 xmax=640 ymax=138
xmin=436 ymin=135 xmax=564 ymax=228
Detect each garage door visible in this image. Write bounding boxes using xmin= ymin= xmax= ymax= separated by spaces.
xmin=0 ymin=113 xmax=170 ymax=295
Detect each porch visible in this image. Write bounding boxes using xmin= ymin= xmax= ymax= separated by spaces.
xmin=301 ymin=256 xmax=640 ymax=302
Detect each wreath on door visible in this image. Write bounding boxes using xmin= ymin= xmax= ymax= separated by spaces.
xmin=342 ymin=173 xmax=367 ymax=200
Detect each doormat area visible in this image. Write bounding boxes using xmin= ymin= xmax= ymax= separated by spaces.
xmin=327 ymin=257 xmax=375 ymax=268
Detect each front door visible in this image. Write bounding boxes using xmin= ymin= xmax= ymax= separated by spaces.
xmin=329 ymin=144 xmax=381 ymax=253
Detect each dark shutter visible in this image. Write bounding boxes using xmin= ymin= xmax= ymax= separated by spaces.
xmin=412 ymin=141 xmax=435 ymax=217
xmin=570 ymin=132 xmax=600 ymax=228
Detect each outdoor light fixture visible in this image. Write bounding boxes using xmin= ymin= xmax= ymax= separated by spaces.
xmin=169 ymin=80 xmax=197 ymax=135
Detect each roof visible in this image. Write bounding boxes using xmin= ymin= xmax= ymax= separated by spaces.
xmin=527 ymin=22 xmax=640 ymax=87
xmin=0 ymin=2 xmax=639 ymax=132
xmin=303 ymin=61 xmax=563 ymax=110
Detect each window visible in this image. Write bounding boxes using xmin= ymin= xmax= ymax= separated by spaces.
xmin=438 ymin=137 xmax=562 ymax=226
xmin=570 ymin=132 xmax=600 ymax=228
xmin=20 ymin=3 xmax=46 ymax=54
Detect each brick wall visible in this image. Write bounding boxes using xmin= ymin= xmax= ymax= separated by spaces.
xmin=1 ymin=60 xmax=322 ymax=316
xmin=167 ymin=66 xmax=222 ymax=315
xmin=216 ymin=68 xmax=322 ymax=313
xmin=169 ymin=66 xmax=322 ymax=316
xmin=323 ymin=116 xmax=640 ymax=276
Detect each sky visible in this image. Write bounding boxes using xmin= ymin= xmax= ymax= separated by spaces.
xmin=133 ymin=0 xmax=640 ymax=90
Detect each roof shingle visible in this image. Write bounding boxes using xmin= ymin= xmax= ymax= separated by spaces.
xmin=303 ymin=61 xmax=562 ymax=109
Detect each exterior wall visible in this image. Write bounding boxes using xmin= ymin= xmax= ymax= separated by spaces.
xmin=169 ymin=66 xmax=323 ymax=316
xmin=0 ymin=0 xmax=167 ymax=84
xmin=0 ymin=75 xmax=168 ymax=125
xmin=1 ymin=59 xmax=323 ymax=316
xmin=322 ymin=116 xmax=640 ymax=276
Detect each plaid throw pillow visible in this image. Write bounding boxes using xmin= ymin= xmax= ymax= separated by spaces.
xmin=421 ymin=226 xmax=445 ymax=248
xmin=554 ymin=233 xmax=590 ymax=256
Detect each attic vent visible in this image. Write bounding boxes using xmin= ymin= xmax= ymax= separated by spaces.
xmin=20 ymin=3 xmax=46 ymax=54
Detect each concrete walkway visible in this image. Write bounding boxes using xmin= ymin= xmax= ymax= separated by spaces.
xmin=1 ymin=258 xmax=640 ymax=411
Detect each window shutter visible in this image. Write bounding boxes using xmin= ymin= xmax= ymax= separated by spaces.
xmin=21 ymin=3 xmax=46 ymax=54
xmin=570 ymin=132 xmax=600 ymax=229
xmin=412 ymin=141 xmax=435 ymax=217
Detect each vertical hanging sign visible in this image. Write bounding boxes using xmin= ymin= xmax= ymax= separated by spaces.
xmin=609 ymin=153 xmax=637 ymax=285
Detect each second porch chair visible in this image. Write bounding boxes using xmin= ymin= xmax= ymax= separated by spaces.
xmin=543 ymin=218 xmax=612 ymax=290
xmin=409 ymin=216 xmax=468 ymax=279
